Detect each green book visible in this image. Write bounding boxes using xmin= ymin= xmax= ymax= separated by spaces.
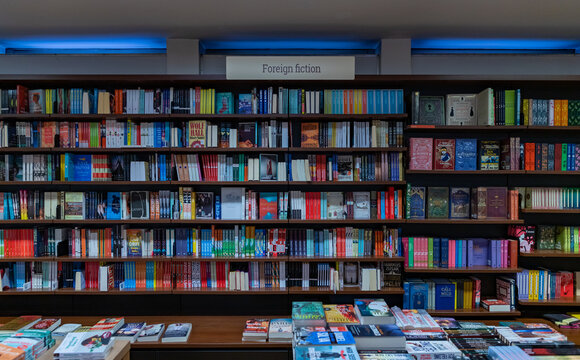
xmin=562 ymin=144 xmax=568 ymax=171
xmin=408 ymin=237 xmax=414 ymax=268
xmin=427 ymin=187 xmax=450 ymax=219
xmin=428 ymin=237 xmax=434 ymax=268
xmin=537 ymin=225 xmax=556 ymax=250
xmin=504 ymin=90 xmax=515 ymax=126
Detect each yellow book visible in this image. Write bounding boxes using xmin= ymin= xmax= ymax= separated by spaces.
xmin=522 ymin=99 xmax=529 ymax=126
xmin=190 ymin=190 xmax=196 ymax=219
xmin=575 ymin=227 xmax=579 ymax=254
xmin=211 ymin=89 xmax=216 ymax=114
xmin=554 ymin=100 xmax=562 ymax=126
xmin=178 ymin=187 xmax=184 ymax=219
xmin=323 ymin=304 xmax=360 ymax=326
xmin=562 ymin=99 xmax=569 ymax=126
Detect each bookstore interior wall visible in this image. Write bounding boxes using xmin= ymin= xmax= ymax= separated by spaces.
xmin=0 ymin=75 xmax=580 ymax=320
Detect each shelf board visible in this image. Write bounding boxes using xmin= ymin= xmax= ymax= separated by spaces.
xmin=171 ymin=256 xmax=286 ymax=262
xmin=405 ymin=219 xmax=523 ymax=225
xmin=0 ymin=289 xmax=54 ymax=295
xmin=406 ymin=170 xmax=525 ymax=175
xmin=172 ymin=181 xmax=287 ymax=186
xmin=52 ymin=181 xmax=161 ymax=186
xmin=289 ymin=256 xmax=404 ymax=262
xmin=0 ymin=181 xmax=52 ymax=186
xmin=52 ymin=219 xmax=172 ymax=225
xmin=406 ymin=125 xmax=527 ymax=132
xmin=288 ymin=286 xmax=404 ymax=295
xmin=52 ymin=147 xmax=172 ymax=153
xmin=288 ymin=219 xmax=404 ymax=224
xmin=0 ymin=113 xmax=290 ymax=120
xmin=170 ymin=147 xmax=288 ymax=153
xmin=527 ymin=126 xmax=580 ymax=131
xmin=0 ymin=257 xmax=54 ymax=262
xmin=518 ymin=297 xmax=580 ymax=306
xmin=55 ymin=256 xmax=172 ymax=262
xmin=520 ymin=209 xmax=580 ymax=214
xmin=405 ymin=266 xmax=521 ymax=274
xmin=288 ymin=181 xmax=406 ymax=186
xmin=0 ymin=220 xmax=53 ymax=225
xmin=171 ymin=219 xmax=287 ymax=225
xmin=520 ymin=250 xmax=580 ymax=258
xmin=525 ymin=171 xmax=580 ymax=175
xmin=53 ymin=288 xmax=174 ymax=295
xmin=288 ymin=114 xmax=407 ymax=120
xmin=426 ymin=309 xmax=521 ymax=317
xmin=288 ymin=147 xmax=406 ymax=153
xmin=172 ymin=288 xmax=287 ymax=295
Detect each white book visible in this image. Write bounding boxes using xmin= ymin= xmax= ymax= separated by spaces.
xmin=221 ymin=187 xmax=245 ymax=220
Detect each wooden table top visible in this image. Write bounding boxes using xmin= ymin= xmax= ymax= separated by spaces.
xmin=39 ymin=339 xmax=130 ymax=360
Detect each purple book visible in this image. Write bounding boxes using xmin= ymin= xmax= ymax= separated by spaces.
xmin=467 ymin=240 xmax=474 ymax=267
xmin=488 ymin=240 xmax=495 ymax=268
xmin=471 ymin=238 xmax=489 ymax=267
xmin=486 ymin=187 xmax=507 ymax=219
xmin=462 ymin=240 xmax=467 ymax=269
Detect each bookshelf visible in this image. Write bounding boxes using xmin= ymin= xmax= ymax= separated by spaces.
xmin=0 ymin=75 xmax=579 ymax=318
xmin=426 ymin=309 xmax=522 ymax=317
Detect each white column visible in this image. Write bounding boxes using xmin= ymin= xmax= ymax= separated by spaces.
xmin=166 ymin=39 xmax=200 ymax=75
xmin=380 ymin=39 xmax=412 ymax=75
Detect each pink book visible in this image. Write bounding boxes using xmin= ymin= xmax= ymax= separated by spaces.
xmin=402 ymin=237 xmax=409 ymax=268
xmin=409 ymin=138 xmax=433 ymax=170
xmin=449 ymin=240 xmax=455 ymax=269
xmin=502 ymin=240 xmax=508 ymax=268
xmin=423 ymin=237 xmax=428 ymax=268
xmin=420 ymin=237 xmax=425 ymax=268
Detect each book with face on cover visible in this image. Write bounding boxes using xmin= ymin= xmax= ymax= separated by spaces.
xmin=161 ymin=323 xmax=192 ymax=343
xmin=137 ymin=323 xmax=165 ymax=342
xmin=353 ymin=299 xmax=394 ymax=325
xmin=113 ymin=322 xmax=146 ymax=343
xmin=323 ymin=305 xmax=360 ymax=327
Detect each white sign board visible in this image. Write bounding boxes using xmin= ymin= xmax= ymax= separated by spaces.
xmin=226 ymin=56 xmax=355 ymax=80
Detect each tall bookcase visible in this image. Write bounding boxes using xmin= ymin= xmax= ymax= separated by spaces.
xmin=1 ymin=75 xmax=579 ymax=318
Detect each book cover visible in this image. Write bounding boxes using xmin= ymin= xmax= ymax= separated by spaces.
xmin=292 ymin=302 xmax=326 ymax=323
xmin=238 ymin=94 xmax=252 ymax=114
xmin=434 ymin=281 xmax=456 ymax=310
xmin=427 ymin=187 xmax=449 ymax=219
xmin=418 ymin=96 xmax=445 ymax=125
xmin=449 ymin=187 xmax=470 ymax=219
xmin=220 ymin=187 xmax=244 ymax=220
xmin=433 ymin=139 xmax=455 ymax=170
xmin=243 ymin=319 xmax=269 ymax=335
xmin=537 ymin=225 xmax=556 ymax=250
xmin=106 ymin=192 xmax=122 ymax=220
xmin=480 ymin=141 xmax=500 ymax=170
xmin=259 ymin=192 xmax=278 ymax=220
xmin=327 ymin=192 xmax=345 ymax=219
xmin=301 ymin=123 xmax=320 ymax=148
xmin=130 ymin=191 xmax=149 ymax=219
xmin=455 ymin=139 xmax=477 ymax=171
xmin=409 ymin=187 xmax=426 ymax=219
xmin=353 ymin=299 xmax=391 ymax=318
xmin=195 ymin=192 xmax=214 ymax=219
xmin=324 ymin=305 xmax=360 ymax=325
xmin=353 ymin=192 xmax=371 ymax=220
xmin=64 ymin=192 xmax=84 ymax=220
xmin=127 ymin=229 xmax=143 ymax=257
xmin=215 ymin=92 xmax=233 ymax=114
xmin=347 ymin=324 xmax=404 ymax=338
xmin=28 ymin=89 xmax=45 ymax=114
xmin=162 ymin=323 xmax=192 ymax=343
xmin=337 ymin=155 xmax=354 ymax=181
xmin=188 ymin=120 xmax=207 ymax=148
xmin=486 ymin=187 xmax=507 ymax=219
xmin=238 ymin=122 xmax=256 ymax=148
xmin=138 ymin=323 xmax=165 ymax=342
xmin=260 ymin=154 xmax=278 ymax=181
xmin=406 ymin=340 xmax=462 ymax=358
xmin=470 ymin=238 xmax=489 ymax=266
xmin=293 ymin=345 xmax=361 ymax=360
xmin=409 ymin=138 xmax=433 ymax=171
xmin=446 ymin=94 xmax=477 ymax=126
xmin=71 ymin=154 xmax=92 ymax=181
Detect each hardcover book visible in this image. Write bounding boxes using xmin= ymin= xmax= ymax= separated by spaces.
xmin=259 ymin=154 xmax=278 ymax=181
xmin=188 ymin=120 xmax=207 ymax=148
xmin=434 ymin=281 xmax=456 ymax=311
xmin=434 ymin=139 xmax=455 ymax=170
xmin=486 ymin=187 xmax=507 ymax=219
xmin=409 ymin=138 xmax=433 ymax=171
xmin=238 ymin=94 xmax=252 ymax=114
xmin=480 ymin=141 xmax=500 ymax=170
xmin=259 ymin=192 xmax=278 ymax=220
xmin=324 ymin=305 xmax=360 ymax=326
xmin=449 ymin=187 xmax=470 ymax=219
xmin=130 ymin=191 xmax=149 ymax=219
xmin=64 ymin=192 xmax=85 ymax=220
xmin=537 ymin=225 xmax=556 ymax=250
xmin=427 ymin=187 xmax=449 ymax=219
xmin=418 ymin=96 xmax=445 ymax=125
xmin=455 ymin=139 xmax=477 ymax=171
xmin=409 ymin=187 xmax=426 ymax=219
xmin=301 ymin=123 xmax=320 ymax=148
xmin=195 ymin=192 xmax=214 ymax=219
xmin=215 ymin=92 xmax=233 ymax=114
xmin=238 ymin=122 xmax=256 ymax=148
xmin=327 ymin=192 xmax=345 ymax=219
xmin=337 ymin=156 xmax=354 ymax=181
xmin=446 ymin=94 xmax=477 ymax=126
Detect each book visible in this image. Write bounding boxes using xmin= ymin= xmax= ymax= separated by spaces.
xmin=455 ymin=139 xmax=477 ymax=171
xmin=187 ymin=120 xmax=207 ymax=148
xmin=406 ymin=340 xmax=462 ymax=359
xmin=238 ymin=122 xmax=256 ymax=148
xmin=195 ymin=192 xmax=214 ymax=219
xmin=358 ymin=354 xmax=413 ymax=360
xmin=446 ymin=94 xmax=477 ymax=126
xmin=293 ymin=345 xmax=361 ymax=360
xmin=337 ymin=155 xmax=354 ymax=181
xmin=238 ymin=94 xmax=252 ymax=114
xmin=409 ymin=138 xmax=433 ymax=171
xmin=480 ymin=141 xmax=500 ymax=170
xmin=0 ymin=316 xmax=41 ymax=334
xmin=113 ymin=322 xmax=146 ymax=343
xmin=242 ymin=319 xmax=269 ymax=342
xmin=353 ymin=192 xmax=371 ymax=220
xmin=433 ymin=139 xmax=455 ymax=170
xmin=449 ymin=187 xmax=470 ymax=219
xmin=427 ymin=187 xmax=449 ymax=219
xmin=130 ymin=191 xmax=149 ymax=219
xmin=353 ymin=299 xmax=394 ymax=325
xmin=64 ymin=192 xmax=85 ymax=220
xmin=323 ymin=304 xmax=360 ymax=326
xmin=481 ymin=299 xmax=510 ymax=312
xmin=268 ymin=318 xmax=292 ymax=342
xmin=54 ymin=331 xmax=115 ymax=360
xmin=418 ymin=96 xmax=445 ymax=125
xmin=90 ymin=318 xmax=125 ymax=334
xmin=106 ymin=192 xmax=122 ymax=220
xmin=301 ymin=123 xmax=320 ymax=148
xmin=161 ymin=323 xmax=192 ymax=343
xmin=53 ymin=324 xmax=82 ymax=338
xmin=259 ymin=192 xmax=278 ymax=220
xmin=259 ymin=154 xmax=278 ymax=181
xmin=486 ymin=187 xmax=507 ymax=219
xmin=408 ymin=187 xmax=426 ymax=219
xmin=30 ymin=318 xmax=61 ymax=332
xmin=476 ymin=88 xmax=494 ymax=126
xmin=215 ymin=92 xmax=233 ymax=114
xmin=292 ymin=301 xmax=326 ymax=327
xmin=347 ymin=324 xmax=406 ymax=351
xmin=221 ymin=187 xmax=245 ymax=220
xmin=137 ymin=323 xmax=165 ymax=342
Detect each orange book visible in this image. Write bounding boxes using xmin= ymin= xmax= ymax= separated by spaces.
xmin=348 ymin=90 xmax=354 ymax=114
xmin=362 ymin=90 xmax=368 ymax=114
xmin=562 ymin=99 xmax=569 ymax=126
xmin=300 ymin=123 xmax=320 ymax=148
xmin=81 ymin=229 xmax=86 ymax=258
xmin=554 ymin=100 xmax=562 ymax=126
xmin=343 ymin=90 xmax=348 ymax=115
xmin=524 ymin=143 xmax=535 ymax=170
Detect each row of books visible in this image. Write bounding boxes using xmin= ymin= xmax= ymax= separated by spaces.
xmin=522 ymin=142 xmax=580 ymax=171
xmin=523 ymin=187 xmax=580 ymax=209
xmin=403 ymin=237 xmax=518 ymax=269
xmin=286 ymin=227 xmax=400 ymax=258
xmin=298 ymin=121 xmax=404 ymax=148
xmin=409 ymin=138 xmax=521 ymax=171
xmin=288 ymin=189 xmax=404 ymax=220
xmin=517 ymin=269 xmax=576 ymax=301
xmin=404 ymin=277 xmax=482 ymax=311
xmin=412 ymin=88 xmax=580 ymax=127
xmin=290 ymin=153 xmax=404 ymax=182
xmin=406 ymin=185 xmax=519 ymax=220
xmin=0 ymin=87 xmax=406 ymax=115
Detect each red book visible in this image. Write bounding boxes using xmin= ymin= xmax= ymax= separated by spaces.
xmin=362 ymin=90 xmax=368 ymax=114
xmin=16 ymin=85 xmax=29 ymax=114
xmin=555 ymin=143 xmax=562 ymax=171
xmin=388 ymin=187 xmax=395 ymax=220
xmin=524 ymin=143 xmax=535 ymax=170
xmin=434 ymin=139 xmax=455 ymax=170
xmin=409 ymin=138 xmax=433 ymax=170
xmin=508 ymin=239 xmax=518 ymax=268
xmin=561 ymin=271 xmax=574 ymax=298
xmin=486 ymin=187 xmax=508 ymax=219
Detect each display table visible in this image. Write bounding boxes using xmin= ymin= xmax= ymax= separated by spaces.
xmin=38 ymin=339 xmax=130 ymax=360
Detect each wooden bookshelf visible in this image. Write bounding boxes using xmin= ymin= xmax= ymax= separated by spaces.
xmin=288 ymin=147 xmax=407 ymax=153
xmin=287 ymin=219 xmax=404 ymax=224
xmin=288 ymin=114 xmax=407 ymax=120
xmin=54 ymin=288 xmax=174 ymax=295
xmin=288 ymin=256 xmax=405 ymax=262
xmin=405 ymin=266 xmax=521 ymax=274
xmin=0 ymin=256 xmax=54 ymax=262
xmin=406 ymin=125 xmax=528 ymax=132
xmin=288 ymin=181 xmax=406 ymax=186
xmin=287 ymin=286 xmax=405 ymax=295
xmin=520 ymin=209 xmax=580 ymax=214
xmin=518 ymin=297 xmax=580 ymax=306
xmin=525 ymin=171 xmax=580 ymax=175
xmin=520 ymin=250 xmax=580 ymax=258
xmin=172 ymin=288 xmax=287 ymax=295
xmin=426 ymin=309 xmax=522 ymax=317
xmin=171 ymin=256 xmax=286 ymax=262
xmin=405 ymin=219 xmax=524 ymax=225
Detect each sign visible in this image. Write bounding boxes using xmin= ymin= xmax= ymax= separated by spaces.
xmin=226 ymin=56 xmax=355 ymax=80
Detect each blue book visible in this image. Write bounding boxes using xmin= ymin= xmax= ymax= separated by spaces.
xmin=433 ymin=238 xmax=441 ymax=268
xmin=215 ymin=195 xmax=221 ymax=220
xmin=467 ymin=239 xmax=474 ymax=267
xmin=471 ymin=238 xmax=489 ymax=266
xmin=441 ymin=238 xmax=449 ymax=268
xmin=456 ymin=240 xmax=462 ymax=268
xmin=71 ymin=154 xmax=92 ymax=181
xmin=410 ymin=281 xmax=428 ymax=309
xmin=455 ymin=139 xmax=478 ymax=171
xmin=389 ymin=90 xmax=396 ymax=114
xmin=462 ymin=240 xmax=467 ymax=269
xmin=403 ymin=282 xmax=410 ymax=309
xmin=434 ymin=279 xmax=456 ymax=310
xmin=106 ymin=192 xmax=122 ymax=220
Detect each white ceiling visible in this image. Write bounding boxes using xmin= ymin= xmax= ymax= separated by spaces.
xmin=0 ymin=0 xmax=579 ymax=41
